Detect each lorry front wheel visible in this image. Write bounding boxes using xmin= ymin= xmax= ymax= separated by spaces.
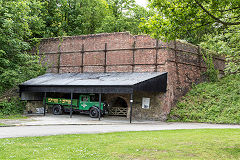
xmin=52 ymin=105 xmax=63 ymax=115
xmin=89 ymin=107 xmax=99 ymax=118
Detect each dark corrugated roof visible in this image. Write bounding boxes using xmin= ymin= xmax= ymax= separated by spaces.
xmin=19 ymin=72 xmax=167 ymax=93
xmin=21 ymin=72 xmax=166 ymax=86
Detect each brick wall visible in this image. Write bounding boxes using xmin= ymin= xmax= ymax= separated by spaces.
xmin=36 ymin=32 xmax=225 ymax=119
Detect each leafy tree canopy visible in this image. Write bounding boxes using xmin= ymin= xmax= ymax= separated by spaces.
xmin=0 ymin=0 xmax=46 ymax=93
xmin=142 ymin=0 xmax=240 ymax=43
xmin=36 ymin=0 xmax=152 ymax=37
xmin=96 ymin=2 xmax=154 ymax=34
xmin=141 ymin=0 xmax=240 ymax=74
xmin=39 ymin=0 xmax=109 ymax=37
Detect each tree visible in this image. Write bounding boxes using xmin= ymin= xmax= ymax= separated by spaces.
xmin=200 ymin=26 xmax=240 ymax=74
xmin=0 ymin=0 xmax=45 ymax=93
xmin=142 ymin=0 xmax=240 ymax=74
xmin=142 ymin=0 xmax=240 ymax=44
xmin=37 ymin=0 xmax=109 ymax=37
xmin=96 ymin=0 xmax=154 ymax=34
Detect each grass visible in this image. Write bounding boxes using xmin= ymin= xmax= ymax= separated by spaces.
xmin=169 ymin=74 xmax=240 ymax=124
xmin=0 ymin=123 xmax=6 ymax=126
xmin=0 ymin=114 xmax=27 ymax=120
xmin=0 ymin=129 xmax=240 ymax=159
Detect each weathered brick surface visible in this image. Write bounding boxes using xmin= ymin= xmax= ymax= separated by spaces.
xmin=107 ymin=50 xmax=133 ymax=65
xmin=83 ymin=66 xmax=104 ymax=72
xmin=157 ymin=65 xmax=167 ymax=72
xmin=135 ymin=49 xmax=155 ymax=64
xmin=42 ymin=54 xmax=59 ymax=67
xmin=46 ymin=67 xmax=58 ymax=73
xmin=83 ymin=36 xmax=100 ymax=51
xmin=84 ymin=52 xmax=104 ymax=65
xmin=176 ymin=51 xmax=199 ymax=65
xmin=165 ymin=61 xmax=177 ymax=84
xmin=105 ymin=33 xmax=133 ymax=50
xmin=166 ymin=49 xmax=175 ymax=62
xmin=34 ymin=32 xmax=225 ymax=120
xmin=176 ymin=41 xmax=198 ymax=54
xmin=39 ymin=38 xmax=60 ymax=53
xmin=60 ymin=53 xmax=82 ymax=66
xmin=157 ymin=49 xmax=168 ymax=64
xmin=134 ymin=35 xmax=156 ymax=48
xmin=134 ymin=65 xmax=155 ymax=72
xmin=59 ymin=67 xmax=81 ymax=73
xmin=106 ymin=65 xmax=132 ymax=72
xmin=61 ymin=37 xmax=82 ymax=52
xmin=132 ymin=92 xmax=166 ymax=120
xmin=158 ymin=40 xmax=169 ymax=48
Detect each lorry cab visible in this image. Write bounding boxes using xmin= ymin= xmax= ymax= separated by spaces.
xmin=79 ymin=95 xmax=96 ymax=109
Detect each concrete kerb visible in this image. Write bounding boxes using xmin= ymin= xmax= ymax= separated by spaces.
xmin=0 ymin=114 xmax=166 ymax=127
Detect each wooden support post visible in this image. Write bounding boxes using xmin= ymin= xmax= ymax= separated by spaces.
xmin=44 ymin=92 xmax=46 ymax=116
xmin=130 ymin=93 xmax=133 ymax=123
xmin=70 ymin=92 xmax=73 ymax=118
xmin=98 ymin=93 xmax=101 ymax=121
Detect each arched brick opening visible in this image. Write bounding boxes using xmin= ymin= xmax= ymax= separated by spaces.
xmin=107 ymin=95 xmax=130 ymax=117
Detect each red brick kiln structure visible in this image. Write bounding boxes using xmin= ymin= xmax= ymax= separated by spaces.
xmin=33 ymin=32 xmax=224 ymax=120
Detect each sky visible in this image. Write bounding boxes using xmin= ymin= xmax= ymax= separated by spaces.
xmin=135 ymin=0 xmax=148 ymax=7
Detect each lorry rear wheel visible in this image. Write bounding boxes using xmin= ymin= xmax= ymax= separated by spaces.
xmin=89 ymin=107 xmax=99 ymax=118
xmin=52 ymin=105 xmax=63 ymax=115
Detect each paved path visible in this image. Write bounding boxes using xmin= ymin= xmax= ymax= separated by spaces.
xmin=1 ymin=123 xmax=240 ymax=138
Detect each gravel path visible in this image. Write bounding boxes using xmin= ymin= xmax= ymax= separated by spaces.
xmin=1 ymin=122 xmax=240 ymax=138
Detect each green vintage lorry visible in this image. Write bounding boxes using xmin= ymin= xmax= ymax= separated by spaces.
xmin=45 ymin=94 xmax=108 ymax=118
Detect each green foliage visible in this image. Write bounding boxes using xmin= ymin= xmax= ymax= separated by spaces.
xmin=41 ymin=0 xmax=109 ymax=37
xmin=96 ymin=0 xmax=153 ymax=34
xmin=201 ymin=49 xmax=219 ymax=82
xmin=0 ymin=97 xmax=26 ymax=118
xmin=169 ymin=74 xmax=240 ymax=124
xmin=0 ymin=0 xmax=46 ymax=94
xmin=200 ymin=26 xmax=240 ymax=74
xmin=37 ymin=0 xmax=151 ymax=37
xmin=142 ymin=0 xmax=240 ymax=44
